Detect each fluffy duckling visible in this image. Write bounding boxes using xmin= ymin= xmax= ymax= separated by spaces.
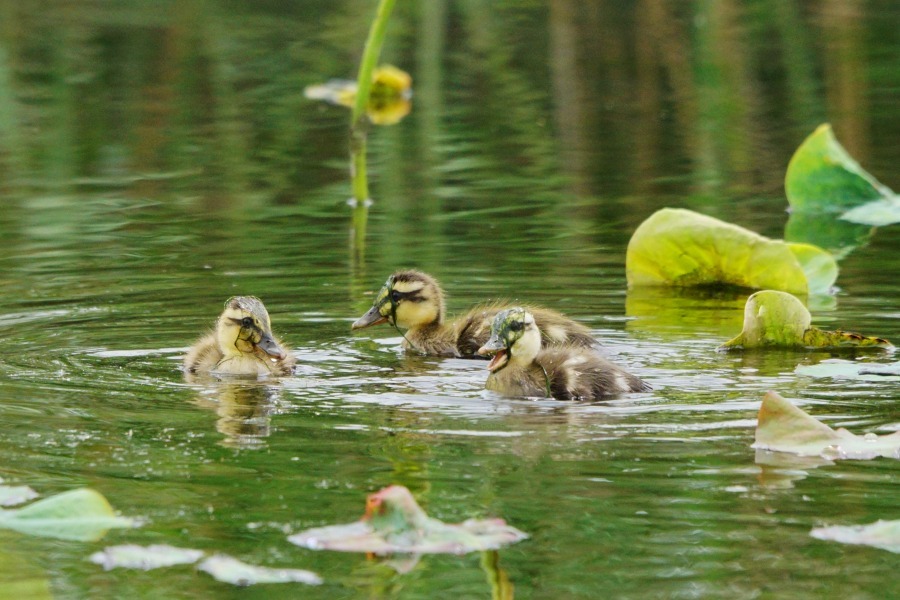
xmin=351 ymin=270 xmax=597 ymax=357
xmin=184 ymin=296 xmax=295 ymax=377
xmin=477 ymin=307 xmax=650 ymax=400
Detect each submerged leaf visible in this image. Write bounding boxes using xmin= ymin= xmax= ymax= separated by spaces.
xmin=0 ymin=485 xmax=38 ymax=507
xmin=785 ymin=123 xmax=893 ymax=213
xmin=811 ymin=520 xmax=900 ymax=554
xmin=753 ymin=391 xmax=900 ymax=460
xmin=719 ymin=290 xmax=893 ymax=350
xmin=625 ymin=208 xmax=836 ymax=294
xmin=0 ymin=488 xmax=137 ymax=542
xmin=796 ymin=359 xmax=900 ymax=381
xmin=197 ymin=555 xmax=322 ymax=586
xmin=783 ymin=211 xmax=871 ymax=260
xmin=89 ymin=544 xmax=205 ymax=571
xmin=289 ymin=485 xmax=528 ymax=555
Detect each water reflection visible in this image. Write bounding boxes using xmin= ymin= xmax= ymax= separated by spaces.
xmin=190 ymin=381 xmax=286 ymax=449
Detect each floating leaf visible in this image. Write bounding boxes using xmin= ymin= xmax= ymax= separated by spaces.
xmin=811 ymin=520 xmax=900 ymax=554
xmin=197 ymin=555 xmax=322 ymax=586
xmin=289 ymin=485 xmax=528 ymax=555
xmin=785 ymin=123 xmax=894 ymax=213
xmin=625 ymin=208 xmax=837 ymax=295
xmin=719 ymin=290 xmax=893 ymax=350
xmin=0 ymin=485 xmax=38 ymax=507
xmin=304 ymin=65 xmax=412 ymax=125
xmin=796 ymin=359 xmax=900 ymax=381
xmin=753 ymin=391 xmax=900 ymax=460
xmin=840 ymin=196 xmax=900 ymax=227
xmin=89 ymin=544 xmax=205 ymax=571
xmin=0 ymin=488 xmax=137 ymax=542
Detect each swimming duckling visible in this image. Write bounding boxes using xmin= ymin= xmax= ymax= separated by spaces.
xmin=351 ymin=270 xmax=597 ymax=357
xmin=477 ymin=307 xmax=650 ymax=400
xmin=184 ymin=296 xmax=295 ymax=377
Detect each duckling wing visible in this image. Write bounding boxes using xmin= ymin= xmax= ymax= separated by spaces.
xmin=529 ymin=307 xmax=597 ymax=349
xmin=184 ymin=332 xmax=223 ymax=374
xmin=539 ymin=349 xmax=649 ymax=400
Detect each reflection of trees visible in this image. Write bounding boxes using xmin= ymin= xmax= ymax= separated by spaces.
xmin=0 ymin=0 xmax=887 ymax=213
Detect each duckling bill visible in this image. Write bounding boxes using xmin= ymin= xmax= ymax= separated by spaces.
xmin=184 ymin=296 xmax=295 ymax=377
xmin=352 ymin=269 xmax=597 ymax=357
xmin=477 ymin=307 xmax=650 ymax=400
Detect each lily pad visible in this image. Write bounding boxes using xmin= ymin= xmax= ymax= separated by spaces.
xmin=0 ymin=485 xmax=38 ymax=507
xmin=796 ymin=359 xmax=900 ymax=381
xmin=89 ymin=544 xmax=205 ymax=571
xmin=785 ymin=123 xmax=894 ymax=213
xmin=197 ymin=555 xmax=322 ymax=586
xmin=810 ymin=520 xmax=900 ymax=554
xmin=753 ymin=391 xmax=900 ymax=460
xmin=625 ymin=208 xmax=837 ymax=295
xmin=719 ymin=290 xmax=893 ymax=350
xmin=0 ymin=488 xmax=137 ymax=542
xmin=288 ymin=485 xmax=528 ymax=555
xmin=783 ymin=211 xmax=871 ymax=260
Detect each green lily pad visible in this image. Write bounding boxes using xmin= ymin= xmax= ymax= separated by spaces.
xmin=811 ymin=520 xmax=900 ymax=554
xmin=89 ymin=544 xmax=205 ymax=571
xmin=626 ymin=208 xmax=837 ymax=295
xmin=0 ymin=488 xmax=137 ymax=542
xmin=753 ymin=391 xmax=900 ymax=460
xmin=197 ymin=555 xmax=322 ymax=586
xmin=796 ymin=359 xmax=900 ymax=381
xmin=288 ymin=485 xmax=528 ymax=555
xmin=0 ymin=485 xmax=38 ymax=507
xmin=719 ymin=290 xmax=893 ymax=350
xmin=785 ymin=123 xmax=894 ymax=213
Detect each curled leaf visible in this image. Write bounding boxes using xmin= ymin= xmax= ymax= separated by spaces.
xmin=626 ymin=208 xmax=837 ymax=294
xmin=753 ymin=391 xmax=900 ymax=460
xmin=289 ymin=485 xmax=528 ymax=555
xmin=811 ymin=520 xmax=900 ymax=554
xmin=89 ymin=544 xmax=205 ymax=571
xmin=785 ymin=123 xmax=894 ymax=213
xmin=197 ymin=555 xmax=322 ymax=586
xmin=0 ymin=488 xmax=138 ymax=542
xmin=719 ymin=290 xmax=893 ymax=350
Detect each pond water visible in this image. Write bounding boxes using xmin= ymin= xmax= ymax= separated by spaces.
xmin=1 ymin=2 xmax=898 ymax=598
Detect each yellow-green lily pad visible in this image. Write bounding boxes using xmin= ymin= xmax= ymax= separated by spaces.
xmin=753 ymin=391 xmax=900 ymax=460
xmin=626 ymin=208 xmax=837 ymax=295
xmin=288 ymin=485 xmax=528 ymax=555
xmin=811 ymin=520 xmax=900 ymax=554
xmin=719 ymin=290 xmax=893 ymax=350
xmin=785 ymin=123 xmax=894 ymax=214
xmin=0 ymin=488 xmax=137 ymax=542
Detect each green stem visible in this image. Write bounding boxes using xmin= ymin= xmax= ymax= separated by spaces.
xmin=350 ymin=0 xmax=396 ymax=260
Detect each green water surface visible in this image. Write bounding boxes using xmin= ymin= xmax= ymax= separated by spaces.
xmin=0 ymin=2 xmax=898 ymax=599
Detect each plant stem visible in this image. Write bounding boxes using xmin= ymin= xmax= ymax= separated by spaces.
xmin=350 ymin=0 xmax=396 ymax=259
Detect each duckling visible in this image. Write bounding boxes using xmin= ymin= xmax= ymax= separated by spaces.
xmin=184 ymin=296 xmax=295 ymax=377
xmin=477 ymin=307 xmax=650 ymax=400
xmin=351 ymin=270 xmax=597 ymax=357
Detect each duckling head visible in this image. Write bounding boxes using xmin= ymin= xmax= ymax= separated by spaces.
xmin=351 ymin=270 xmax=445 ymax=330
xmin=217 ymin=296 xmax=287 ymax=360
xmin=477 ymin=307 xmax=541 ymax=372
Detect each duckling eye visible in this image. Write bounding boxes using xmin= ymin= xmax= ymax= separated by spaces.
xmin=390 ymin=290 xmax=401 ymax=303
xmin=241 ymin=317 xmax=253 ymax=328
xmin=508 ymin=321 xmax=524 ymax=332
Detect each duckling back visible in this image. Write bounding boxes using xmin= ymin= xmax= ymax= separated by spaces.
xmin=454 ymin=302 xmax=596 ymax=357
xmin=538 ymin=348 xmax=650 ymax=400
